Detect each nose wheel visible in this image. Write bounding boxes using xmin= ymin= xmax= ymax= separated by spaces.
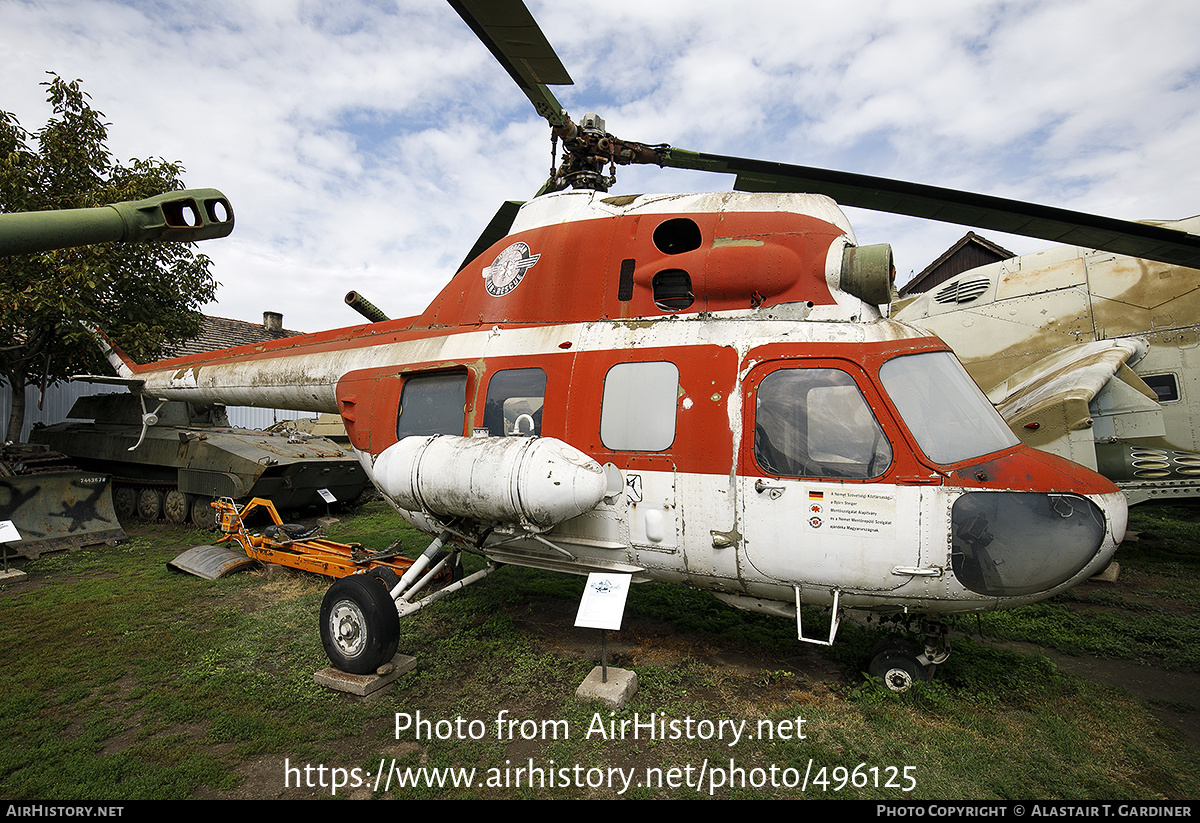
xmin=867 ymin=622 xmax=950 ymax=693
xmin=869 ymin=645 xmax=929 ymax=692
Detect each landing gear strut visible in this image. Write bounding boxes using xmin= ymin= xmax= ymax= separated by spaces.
xmin=868 ymin=620 xmax=950 ymax=693
xmin=317 ymin=528 xmax=498 ymax=673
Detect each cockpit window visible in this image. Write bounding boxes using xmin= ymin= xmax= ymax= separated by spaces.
xmin=754 ymin=367 xmax=892 ymax=479
xmin=879 ymin=351 xmax=1018 ymax=465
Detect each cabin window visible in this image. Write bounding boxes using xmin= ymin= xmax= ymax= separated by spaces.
xmin=754 ymin=368 xmax=892 ymax=479
xmin=879 ymin=351 xmax=1018 ymax=465
xmin=396 ymin=371 xmax=467 ymax=440
xmin=600 ymin=361 xmax=679 ymax=451
xmin=483 ymin=368 xmax=547 ymax=436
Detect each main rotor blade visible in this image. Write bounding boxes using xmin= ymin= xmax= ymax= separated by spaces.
xmin=663 ymin=149 xmax=1200 ymax=269
xmin=457 ymin=200 xmax=525 ymax=272
xmin=449 ymin=0 xmax=572 ymax=127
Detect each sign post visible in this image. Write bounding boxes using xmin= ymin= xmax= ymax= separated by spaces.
xmin=574 ymin=573 xmax=637 ymax=706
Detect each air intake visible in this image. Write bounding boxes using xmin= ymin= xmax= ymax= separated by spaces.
xmin=933 ymin=277 xmax=990 ymax=305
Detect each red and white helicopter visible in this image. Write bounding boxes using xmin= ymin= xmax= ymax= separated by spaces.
xmin=86 ymin=0 xmax=1200 ymax=689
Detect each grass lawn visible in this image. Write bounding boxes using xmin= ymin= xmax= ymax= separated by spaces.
xmin=0 ymin=499 xmax=1197 ymax=800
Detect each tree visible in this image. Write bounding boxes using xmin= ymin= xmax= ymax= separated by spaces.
xmin=0 ymin=74 xmax=218 ymax=442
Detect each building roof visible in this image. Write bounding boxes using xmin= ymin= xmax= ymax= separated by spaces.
xmin=169 ymin=311 xmax=301 ymax=358
xmin=899 ymin=232 xmax=1015 ymax=296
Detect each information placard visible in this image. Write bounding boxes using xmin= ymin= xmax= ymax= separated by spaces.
xmin=574 ymin=573 xmax=632 ymax=631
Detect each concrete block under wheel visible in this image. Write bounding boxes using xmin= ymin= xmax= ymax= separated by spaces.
xmin=315 ymin=653 xmax=417 ymax=698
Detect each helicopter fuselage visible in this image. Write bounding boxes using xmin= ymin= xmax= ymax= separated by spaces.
xmin=103 ymin=190 xmax=1126 ymax=625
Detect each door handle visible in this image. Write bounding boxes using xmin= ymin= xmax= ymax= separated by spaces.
xmin=754 ymin=479 xmax=784 ymax=499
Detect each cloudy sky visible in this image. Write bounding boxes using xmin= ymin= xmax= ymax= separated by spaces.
xmin=4 ymin=0 xmax=1199 ymax=334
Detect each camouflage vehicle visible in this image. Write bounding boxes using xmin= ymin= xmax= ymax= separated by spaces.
xmin=31 ymin=393 xmax=369 ymax=529
xmin=0 ymin=445 xmax=125 ymax=559
xmin=893 ymin=218 xmax=1200 ymax=505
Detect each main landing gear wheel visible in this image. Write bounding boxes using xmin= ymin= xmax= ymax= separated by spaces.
xmin=868 ymin=639 xmax=931 ymax=693
xmin=320 ymin=574 xmax=400 ymax=674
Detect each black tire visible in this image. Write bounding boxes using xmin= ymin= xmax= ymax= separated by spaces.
xmin=365 ymin=566 xmax=402 ymax=594
xmin=433 ymin=550 xmax=465 ymax=583
xmin=868 ymin=650 xmax=928 ymax=693
xmin=320 ymin=575 xmax=400 ymax=674
xmin=868 ymin=636 xmax=920 ymax=661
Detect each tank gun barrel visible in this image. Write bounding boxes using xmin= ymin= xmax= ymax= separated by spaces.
xmin=0 ymin=188 xmax=234 ymax=256
xmin=345 ymin=291 xmax=391 ymax=323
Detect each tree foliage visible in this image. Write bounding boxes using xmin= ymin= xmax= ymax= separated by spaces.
xmin=0 ymin=73 xmax=218 ymax=442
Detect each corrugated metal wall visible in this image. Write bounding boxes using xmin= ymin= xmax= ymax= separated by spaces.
xmin=1 ymin=382 xmax=312 ymax=442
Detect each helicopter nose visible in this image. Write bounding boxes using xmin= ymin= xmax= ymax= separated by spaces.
xmin=949 ymin=489 xmax=1125 ymax=598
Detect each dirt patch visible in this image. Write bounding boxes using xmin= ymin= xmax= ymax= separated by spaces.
xmin=999 ymin=639 xmax=1200 ymax=750
xmin=510 ymin=597 xmax=844 ymax=688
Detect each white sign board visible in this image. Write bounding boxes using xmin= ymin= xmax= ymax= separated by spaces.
xmin=317 ymin=489 xmax=337 ymax=503
xmin=0 ymin=521 xmax=21 ymax=543
xmin=574 ymin=573 xmax=632 ymax=631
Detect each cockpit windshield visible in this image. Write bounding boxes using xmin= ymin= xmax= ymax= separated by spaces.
xmin=879 ymin=351 xmax=1018 ymax=465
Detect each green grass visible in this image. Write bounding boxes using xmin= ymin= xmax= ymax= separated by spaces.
xmin=949 ymin=502 xmax=1200 ymax=671
xmin=0 ymin=500 xmax=1197 ymax=799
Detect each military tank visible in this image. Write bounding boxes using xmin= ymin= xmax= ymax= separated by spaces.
xmin=31 ymin=393 xmax=369 ymax=529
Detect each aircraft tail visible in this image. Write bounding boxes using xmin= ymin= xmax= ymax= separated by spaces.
xmin=92 ymin=325 xmax=138 ymax=378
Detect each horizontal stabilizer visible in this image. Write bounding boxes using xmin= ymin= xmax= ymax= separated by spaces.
xmin=70 ymin=374 xmax=146 ymax=388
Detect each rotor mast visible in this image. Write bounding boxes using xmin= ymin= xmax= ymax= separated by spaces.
xmin=449 ymin=0 xmax=670 ymax=193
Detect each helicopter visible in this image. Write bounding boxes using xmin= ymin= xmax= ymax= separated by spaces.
xmin=892 ymin=221 xmax=1200 ymax=506
xmin=71 ymin=0 xmax=1200 ymax=691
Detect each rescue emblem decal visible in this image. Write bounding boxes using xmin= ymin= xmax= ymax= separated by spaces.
xmin=483 ymin=241 xmax=541 ymax=297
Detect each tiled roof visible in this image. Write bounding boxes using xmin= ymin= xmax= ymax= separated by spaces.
xmin=168 ymin=313 xmax=301 ymax=357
